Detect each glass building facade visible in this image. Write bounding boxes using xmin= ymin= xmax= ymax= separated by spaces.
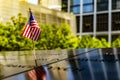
xmin=62 ymin=0 xmax=120 ymax=42
xmin=71 ymin=0 xmax=80 ymax=14
xmin=83 ymin=0 xmax=94 ymax=13
xmin=112 ymin=0 xmax=120 ymax=10
xmin=97 ymin=0 xmax=108 ymax=11
xmin=62 ymin=0 xmax=68 ymax=12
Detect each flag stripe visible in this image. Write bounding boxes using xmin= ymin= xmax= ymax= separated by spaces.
xmin=25 ymin=26 xmax=31 ymax=38
xmin=35 ymin=29 xmax=40 ymax=41
xmin=31 ymin=27 xmax=37 ymax=40
xmin=33 ymin=27 xmax=40 ymax=41
xmin=28 ymin=66 xmax=46 ymax=80
xmin=32 ymin=28 xmax=37 ymax=40
xmin=23 ymin=24 xmax=31 ymax=38
xmin=30 ymin=27 xmax=36 ymax=39
xmin=28 ymin=70 xmax=37 ymax=80
xmin=22 ymin=24 xmax=29 ymax=36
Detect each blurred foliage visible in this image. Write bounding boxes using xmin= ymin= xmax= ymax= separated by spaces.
xmin=0 ymin=13 xmax=78 ymax=50
xmin=0 ymin=13 xmax=119 ymax=51
xmin=0 ymin=13 xmax=32 ymax=51
xmin=77 ymin=36 xmax=110 ymax=48
xmin=36 ymin=24 xmax=78 ymax=50
xmin=112 ymin=38 xmax=120 ymax=47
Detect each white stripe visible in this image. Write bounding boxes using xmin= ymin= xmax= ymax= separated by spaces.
xmin=33 ymin=28 xmax=38 ymax=40
xmin=26 ymin=26 xmax=31 ymax=38
xmin=35 ymin=29 xmax=40 ymax=40
xmin=22 ymin=25 xmax=29 ymax=36
xmin=31 ymin=27 xmax=36 ymax=40
xmin=33 ymin=27 xmax=40 ymax=41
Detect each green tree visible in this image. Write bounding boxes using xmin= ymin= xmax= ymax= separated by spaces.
xmin=36 ymin=24 xmax=78 ymax=50
xmin=112 ymin=38 xmax=120 ymax=47
xmin=0 ymin=13 xmax=78 ymax=50
xmin=0 ymin=13 xmax=34 ymax=51
xmin=77 ymin=36 xmax=110 ymax=48
xmin=0 ymin=13 xmax=116 ymax=50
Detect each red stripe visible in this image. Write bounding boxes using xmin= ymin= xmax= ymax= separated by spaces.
xmin=34 ymin=28 xmax=40 ymax=41
xmin=31 ymin=23 xmax=38 ymax=27
xmin=35 ymin=28 xmax=40 ymax=40
xmin=35 ymin=66 xmax=46 ymax=80
xmin=32 ymin=27 xmax=39 ymax=40
xmin=28 ymin=70 xmax=37 ymax=80
xmin=30 ymin=26 xmax=40 ymax=41
xmin=32 ymin=28 xmax=38 ymax=40
xmin=31 ymin=22 xmax=37 ymax=25
xmin=22 ymin=26 xmax=26 ymax=35
xmin=30 ymin=27 xmax=36 ymax=40
xmin=22 ymin=24 xmax=29 ymax=36
xmin=26 ymin=29 xmax=31 ymax=38
xmin=22 ymin=24 xmax=31 ymax=38
xmin=28 ymin=66 xmax=46 ymax=80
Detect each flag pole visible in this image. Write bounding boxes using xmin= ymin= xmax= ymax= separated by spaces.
xmin=33 ymin=41 xmax=38 ymax=67
xmin=29 ymin=8 xmax=38 ymax=67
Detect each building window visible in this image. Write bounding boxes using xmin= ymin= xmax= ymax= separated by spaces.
xmin=96 ymin=35 xmax=108 ymax=41
xmin=83 ymin=0 xmax=94 ymax=13
xmin=62 ymin=7 xmax=68 ymax=12
xmin=112 ymin=12 xmax=120 ymax=31
xmin=62 ymin=0 xmax=68 ymax=12
xmin=76 ymin=16 xmax=80 ymax=33
xmin=83 ymin=15 xmax=93 ymax=32
xmin=112 ymin=0 xmax=120 ymax=10
xmin=71 ymin=5 xmax=80 ymax=14
xmin=112 ymin=35 xmax=120 ymax=42
xmin=97 ymin=14 xmax=108 ymax=31
xmin=97 ymin=0 xmax=108 ymax=11
xmin=71 ymin=0 xmax=80 ymax=14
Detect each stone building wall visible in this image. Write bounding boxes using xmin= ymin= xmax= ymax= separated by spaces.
xmin=0 ymin=0 xmax=76 ymax=33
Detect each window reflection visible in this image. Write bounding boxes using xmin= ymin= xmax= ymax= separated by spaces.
xmin=112 ymin=12 xmax=120 ymax=31
xmin=112 ymin=35 xmax=120 ymax=42
xmin=71 ymin=0 xmax=80 ymax=14
xmin=83 ymin=0 xmax=94 ymax=13
xmin=73 ymin=0 xmax=80 ymax=5
xmin=83 ymin=0 xmax=93 ymax=4
xmin=62 ymin=0 xmax=68 ymax=12
xmin=112 ymin=0 xmax=120 ymax=10
xmin=83 ymin=15 xmax=93 ymax=32
xmin=72 ymin=5 xmax=80 ymax=14
xmin=76 ymin=16 xmax=80 ymax=33
xmin=97 ymin=14 xmax=108 ymax=31
xmin=97 ymin=0 xmax=108 ymax=11
xmin=83 ymin=5 xmax=93 ymax=13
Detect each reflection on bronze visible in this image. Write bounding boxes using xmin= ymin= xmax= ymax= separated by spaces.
xmin=85 ymin=23 xmax=91 ymax=27
xmin=0 ymin=64 xmax=4 ymax=78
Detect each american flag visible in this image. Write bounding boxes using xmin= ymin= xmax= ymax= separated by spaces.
xmin=22 ymin=11 xmax=41 ymax=41
xmin=28 ymin=66 xmax=46 ymax=80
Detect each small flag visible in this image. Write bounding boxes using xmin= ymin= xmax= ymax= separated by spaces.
xmin=28 ymin=66 xmax=46 ymax=80
xmin=22 ymin=10 xmax=41 ymax=41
